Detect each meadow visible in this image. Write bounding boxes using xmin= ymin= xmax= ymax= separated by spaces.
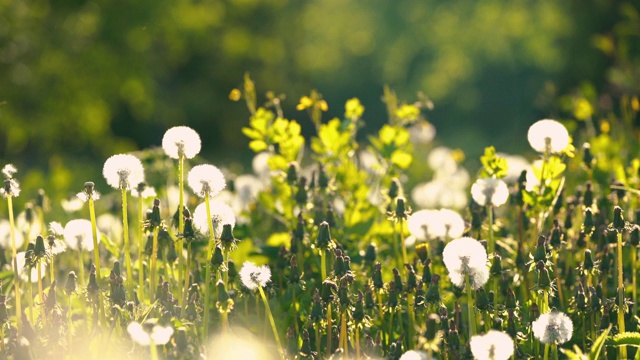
xmin=1 ymin=75 xmax=640 ymax=360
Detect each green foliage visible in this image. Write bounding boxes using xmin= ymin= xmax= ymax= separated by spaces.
xmin=479 ymin=146 xmax=508 ymax=178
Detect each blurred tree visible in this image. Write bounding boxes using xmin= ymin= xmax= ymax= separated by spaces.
xmin=0 ymin=0 xmax=637 ymax=198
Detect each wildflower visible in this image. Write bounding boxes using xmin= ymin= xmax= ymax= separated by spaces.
xmin=77 ymin=181 xmax=100 ymax=203
xmin=0 ymin=164 xmax=20 ymax=198
xmin=399 ymin=350 xmax=432 ymax=360
xmin=63 ymin=219 xmax=100 ymax=251
xmin=471 ymin=178 xmax=509 ymax=207
xmin=127 ymin=320 xmax=174 ymax=346
xmin=162 ymin=126 xmax=202 ymax=159
xmin=187 ymin=164 xmax=226 ymax=198
xmin=239 ymin=261 xmax=271 ymax=290
xmin=532 ymin=310 xmax=573 ymax=344
xmin=407 ymin=209 xmax=439 ymax=241
xmin=192 ymin=200 xmax=235 ymax=238
xmin=0 ymin=219 xmax=25 ymax=249
xmin=102 ymin=154 xmax=145 ymax=190
xmin=527 ymin=119 xmax=570 ymax=153
xmin=469 ymin=330 xmax=515 ymax=360
xmin=61 ymin=196 xmax=84 ymax=213
xmin=433 ymin=209 xmax=465 ymax=239
xmin=409 ymin=121 xmax=436 ymax=145
xmin=131 ymin=183 xmax=157 ymax=199
xmin=15 ymin=252 xmax=47 ymax=282
xmin=442 ymin=237 xmax=489 ymax=289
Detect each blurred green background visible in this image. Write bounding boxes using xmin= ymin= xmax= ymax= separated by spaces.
xmin=0 ymin=0 xmax=638 ymax=199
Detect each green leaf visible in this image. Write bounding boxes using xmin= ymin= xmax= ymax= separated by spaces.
xmin=480 ymin=146 xmax=508 ymax=178
xmin=589 ymin=325 xmax=611 ymax=360
xmin=605 ymin=332 xmax=640 ymax=347
xmin=561 ymin=346 xmax=587 ymax=360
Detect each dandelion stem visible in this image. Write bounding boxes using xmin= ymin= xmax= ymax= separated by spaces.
xmin=355 ymin=324 xmax=361 ymax=360
xmin=203 ymin=193 xmax=215 ymax=342
xmin=407 ymin=292 xmax=415 ymax=349
xmin=466 ymin=274 xmax=476 ymax=339
xmin=487 ymin=205 xmax=495 ymax=255
xmin=258 ymin=285 xmax=284 ymax=360
xmin=49 ymin=249 xmax=55 ymax=285
xmin=149 ymin=338 xmax=159 ymax=360
xmin=543 ymin=343 xmax=550 ymax=360
xmin=617 ymin=231 xmax=627 ymax=359
xmin=7 ymin=194 xmax=21 ymax=331
xmin=315 ymin=321 xmax=321 ymax=355
xmin=321 ymin=249 xmax=327 ymax=282
xmin=327 ymin=302 xmax=333 ymax=356
xmin=388 ymin=307 xmax=394 ymax=348
xmin=28 ymin=272 xmax=34 ymax=326
xmin=292 ymin=287 xmax=299 ymax=340
xmin=399 ymin=219 xmax=408 ymax=266
xmin=121 ymin=188 xmax=134 ymax=298
xmin=178 ymin=155 xmax=185 ymax=310
xmin=181 ymin=241 xmax=192 ymax=318
xmin=137 ymin=194 xmax=145 ymax=301
xmin=37 ymin=261 xmax=45 ymax=326
xmin=632 ymin=246 xmax=637 ymax=317
xmin=340 ymin=310 xmax=348 ymax=357
xmin=552 ymin=250 xmax=564 ymax=308
xmin=150 ymin=227 xmax=159 ymax=302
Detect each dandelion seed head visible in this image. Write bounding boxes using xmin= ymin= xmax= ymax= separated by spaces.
xmin=0 ymin=219 xmax=25 ymax=249
xmin=102 ymin=154 xmax=145 ymax=190
xmin=162 ymin=126 xmax=201 ymax=159
xmin=127 ymin=321 xmax=174 ymax=346
xmin=61 ymin=196 xmax=85 ymax=213
xmin=193 ymin=200 xmax=235 ymax=238
xmin=49 ymin=221 xmax=64 ymax=237
xmin=63 ymin=219 xmax=99 ymax=252
xmin=399 ymin=349 xmax=433 ymax=360
xmin=252 ymin=152 xmax=271 ymax=178
xmin=532 ymin=311 xmax=573 ymax=344
xmin=2 ymin=164 xmax=17 ymax=179
xmin=187 ymin=164 xmax=226 ymax=198
xmin=0 ymin=179 xmax=21 ymax=198
xmin=131 ymin=186 xmax=156 ymax=199
xmin=471 ymin=178 xmax=509 ymax=207
xmin=527 ymin=119 xmax=570 ymax=153
xmin=77 ymin=189 xmax=100 ymax=203
xmin=470 ymin=330 xmax=515 ymax=360
xmin=443 ymin=237 xmax=488 ymax=289
xmin=239 ymin=261 xmax=271 ymax=290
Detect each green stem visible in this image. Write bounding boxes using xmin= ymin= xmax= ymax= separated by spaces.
xmin=121 ymin=188 xmax=133 ymax=297
xmin=399 ymin=219 xmax=408 ymax=265
xmin=150 ymin=339 xmax=158 ymax=360
xmin=327 ymin=302 xmax=333 ymax=356
xmin=150 ymin=227 xmax=159 ymax=302
xmin=89 ymin=196 xmax=107 ymax=328
xmin=552 ymin=250 xmax=564 ymax=309
xmin=321 ymin=249 xmax=327 ymax=282
xmin=633 ymin=246 xmax=638 ymax=316
xmin=340 ymin=310 xmax=348 ymax=357
xmin=487 ymin=205 xmax=494 ymax=255
xmin=7 ymin=195 xmax=21 ymax=331
xmin=37 ymin=261 xmax=44 ymax=326
xmin=355 ymin=325 xmax=361 ymax=360
xmin=292 ymin=287 xmax=299 ymax=340
xmin=203 ymin=193 xmax=215 ymax=342
xmin=543 ymin=343 xmax=550 ymax=360
xmin=178 ymin=155 xmax=185 ymax=310
xmin=315 ymin=322 xmax=321 ymax=356
xmin=137 ymin=194 xmax=144 ymax=301
xmin=407 ymin=293 xmax=415 ymax=350
xmin=617 ymin=231 xmax=627 ymax=359
xmin=181 ymin=241 xmax=192 ymax=318
xmin=28 ymin=272 xmax=34 ymax=326
xmin=466 ymin=274 xmax=476 ymax=339
xmin=388 ymin=308 xmax=394 ymax=348
xmin=258 ymin=286 xmax=284 ymax=360
xmin=49 ymin=247 xmax=55 ymax=285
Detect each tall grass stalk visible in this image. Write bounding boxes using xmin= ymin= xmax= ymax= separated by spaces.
xmin=177 ymin=155 xmax=185 ymax=309
xmin=137 ymin=194 xmax=145 ymax=300
xmin=150 ymin=227 xmax=160 ymax=301
xmin=257 ymin=285 xmax=284 ymax=360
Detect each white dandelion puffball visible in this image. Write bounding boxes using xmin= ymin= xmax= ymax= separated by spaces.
xmin=127 ymin=321 xmax=174 ymax=346
xmin=15 ymin=252 xmax=47 ymax=283
xmin=470 ymin=330 xmax=515 ymax=360
xmin=471 ymin=178 xmax=509 ymax=207
xmin=193 ymin=200 xmax=235 ymax=238
xmin=407 ymin=209 xmax=441 ymax=241
xmin=63 ymin=219 xmax=100 ymax=252
xmin=131 ymin=186 xmax=156 ymax=199
xmin=532 ymin=311 xmax=574 ymax=345
xmin=162 ymin=126 xmax=201 ymax=159
xmin=240 ymin=261 xmax=271 ymax=290
xmin=399 ymin=349 xmax=432 ymax=360
xmin=102 ymin=154 xmax=145 ymax=190
xmin=187 ymin=164 xmax=226 ymax=198
xmin=443 ymin=237 xmax=489 ymax=289
xmin=0 ymin=219 xmax=25 ymax=249
xmin=527 ymin=119 xmax=570 ymax=153
xmin=432 ymin=209 xmax=466 ymax=239
xmin=501 ymin=154 xmax=530 ymax=184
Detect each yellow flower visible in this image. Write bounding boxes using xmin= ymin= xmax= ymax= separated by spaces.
xmin=229 ymin=88 xmax=241 ymax=101
xmin=573 ymin=98 xmax=593 ymax=120
xmin=296 ymin=96 xmax=313 ymax=111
